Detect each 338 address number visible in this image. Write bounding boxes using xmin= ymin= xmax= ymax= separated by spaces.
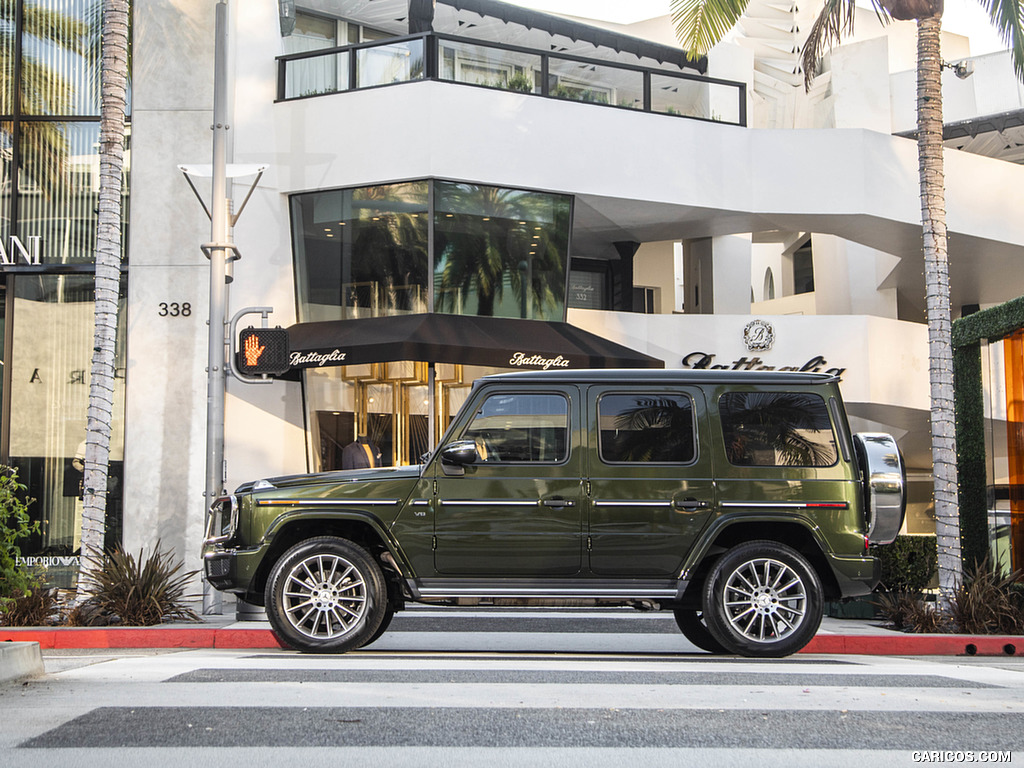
xmin=158 ymin=302 xmax=192 ymax=317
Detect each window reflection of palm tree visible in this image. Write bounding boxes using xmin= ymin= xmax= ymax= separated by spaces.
xmin=613 ymin=399 xmax=694 ymax=462
xmin=434 ymin=183 xmax=568 ymax=318
xmin=350 ymin=183 xmax=428 ymax=314
xmin=2 ymin=4 xmax=87 ymax=197
xmin=722 ymin=393 xmax=834 ymax=466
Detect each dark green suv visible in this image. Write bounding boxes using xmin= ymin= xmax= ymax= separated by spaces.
xmin=203 ymin=370 xmax=905 ymax=657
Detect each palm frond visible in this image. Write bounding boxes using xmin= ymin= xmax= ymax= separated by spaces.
xmin=671 ymin=0 xmax=751 ymax=60
xmin=980 ymin=0 xmax=1024 ymax=82
xmin=802 ymin=0 xmax=867 ymax=90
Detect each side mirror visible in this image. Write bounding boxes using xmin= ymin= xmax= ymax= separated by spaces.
xmin=441 ymin=440 xmax=478 ymax=466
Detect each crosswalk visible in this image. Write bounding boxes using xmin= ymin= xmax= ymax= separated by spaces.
xmin=5 ymin=607 xmax=1024 ymax=767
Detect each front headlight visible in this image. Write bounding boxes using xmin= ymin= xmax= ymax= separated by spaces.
xmin=205 ymin=495 xmax=239 ymax=545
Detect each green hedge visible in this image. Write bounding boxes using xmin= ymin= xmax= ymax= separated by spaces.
xmin=875 ymin=535 xmax=938 ymax=593
xmin=952 ymin=296 xmax=1024 ymax=570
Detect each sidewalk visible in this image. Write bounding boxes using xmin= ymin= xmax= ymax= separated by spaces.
xmin=2 ymin=615 xmax=1021 ymax=661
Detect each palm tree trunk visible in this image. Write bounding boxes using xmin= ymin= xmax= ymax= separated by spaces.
xmin=916 ymin=13 xmax=962 ymax=599
xmin=77 ymin=0 xmax=130 ymax=600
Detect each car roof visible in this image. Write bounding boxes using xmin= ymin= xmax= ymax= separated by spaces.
xmin=479 ymin=369 xmax=840 ymax=386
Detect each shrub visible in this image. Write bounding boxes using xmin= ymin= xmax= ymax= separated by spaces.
xmin=876 ymin=535 xmax=937 ymax=592
xmin=875 ymin=591 xmax=949 ymax=633
xmin=2 ymin=587 xmax=57 ymax=627
xmin=77 ymin=542 xmax=200 ymax=626
xmin=0 ymin=466 xmax=38 ymax=614
xmin=948 ymin=557 xmax=1024 ymax=635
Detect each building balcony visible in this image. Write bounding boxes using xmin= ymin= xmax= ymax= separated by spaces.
xmin=276 ymin=32 xmax=747 ymax=127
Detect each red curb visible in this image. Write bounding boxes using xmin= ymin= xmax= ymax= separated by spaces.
xmin=2 ymin=627 xmax=1021 ymax=655
xmin=1 ymin=627 xmax=220 ymax=649
xmin=803 ymin=634 xmax=1022 ymax=656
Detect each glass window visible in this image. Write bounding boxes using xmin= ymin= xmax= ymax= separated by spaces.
xmin=547 ymin=57 xmax=642 ymax=109
xmin=462 ymin=393 xmax=568 ymax=463
xmin=291 ymin=180 xmax=572 ymax=323
xmin=8 ymin=273 xmax=127 ymax=587
xmin=15 ymin=122 xmax=129 ymax=264
xmin=651 ymin=73 xmax=741 ymax=124
xmin=434 ymin=181 xmax=570 ymax=321
xmin=439 ymin=40 xmax=540 ymax=93
xmin=292 ymin=182 xmax=429 ymax=322
xmin=719 ymin=391 xmax=838 ymax=467
xmin=17 ymin=0 xmax=103 ymax=117
xmin=356 ymin=38 xmax=424 ymax=88
xmin=599 ymin=393 xmax=695 ymax=464
xmin=283 ymin=12 xmax=344 ymax=98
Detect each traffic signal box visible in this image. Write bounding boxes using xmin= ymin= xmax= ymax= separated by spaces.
xmin=238 ymin=326 xmax=290 ymax=376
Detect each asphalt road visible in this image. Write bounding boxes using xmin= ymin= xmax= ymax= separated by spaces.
xmin=2 ymin=607 xmax=1023 ymax=767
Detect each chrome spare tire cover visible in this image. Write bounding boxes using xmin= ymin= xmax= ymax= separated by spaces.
xmin=852 ymin=433 xmax=906 ymax=545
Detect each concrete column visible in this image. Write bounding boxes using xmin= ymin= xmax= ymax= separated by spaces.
xmin=710 ymin=233 xmax=752 ymax=315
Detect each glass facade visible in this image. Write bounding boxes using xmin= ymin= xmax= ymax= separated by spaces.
xmin=1 ymin=0 xmax=130 ymax=584
xmin=291 ymin=178 xmax=572 ymax=471
xmin=292 ymin=179 xmax=571 ymax=323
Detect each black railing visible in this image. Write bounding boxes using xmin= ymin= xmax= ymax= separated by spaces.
xmin=276 ymin=32 xmax=747 ymax=127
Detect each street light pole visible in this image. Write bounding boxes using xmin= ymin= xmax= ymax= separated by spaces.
xmin=203 ymin=0 xmax=231 ymax=615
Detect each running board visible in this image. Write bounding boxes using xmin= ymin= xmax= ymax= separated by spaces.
xmin=407 ymin=579 xmax=686 ymax=602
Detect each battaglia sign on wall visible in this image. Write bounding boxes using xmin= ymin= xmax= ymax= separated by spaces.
xmin=681 ymin=351 xmax=846 ymax=377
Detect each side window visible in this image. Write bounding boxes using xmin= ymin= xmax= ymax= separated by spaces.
xmin=719 ymin=391 xmax=838 ymax=467
xmin=598 ymin=394 xmax=695 ymax=464
xmin=462 ymin=393 xmax=568 ymax=463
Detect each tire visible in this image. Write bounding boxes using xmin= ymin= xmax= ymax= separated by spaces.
xmin=673 ymin=609 xmax=729 ymax=654
xmin=264 ymin=536 xmax=387 ymax=654
xmin=359 ymin=603 xmax=395 ymax=648
xmin=702 ymin=540 xmax=823 ymax=658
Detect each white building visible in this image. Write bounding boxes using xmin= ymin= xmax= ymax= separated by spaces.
xmin=4 ymin=0 xmax=1023 ymax=591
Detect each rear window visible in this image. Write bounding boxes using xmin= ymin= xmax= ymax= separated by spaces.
xmin=719 ymin=391 xmax=838 ymax=467
xmin=598 ymin=393 xmax=695 ymax=464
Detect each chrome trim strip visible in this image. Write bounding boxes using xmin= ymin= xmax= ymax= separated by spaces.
xmin=593 ymin=500 xmax=672 ymax=507
xmin=411 ymin=499 xmax=430 ymax=506
xmin=256 ymin=499 xmax=400 ymax=507
xmin=416 ymin=587 xmax=679 ymax=597
xmin=441 ymin=500 xmax=538 ymax=507
xmin=721 ymin=501 xmax=849 ymax=509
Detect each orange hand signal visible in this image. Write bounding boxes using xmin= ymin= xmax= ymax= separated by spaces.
xmin=244 ymin=334 xmax=266 ymax=367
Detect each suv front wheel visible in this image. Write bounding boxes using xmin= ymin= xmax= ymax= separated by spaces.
xmin=702 ymin=540 xmax=823 ymax=658
xmin=265 ymin=536 xmax=388 ymax=653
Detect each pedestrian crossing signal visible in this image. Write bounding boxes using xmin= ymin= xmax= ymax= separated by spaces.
xmin=238 ymin=326 xmax=290 ymax=376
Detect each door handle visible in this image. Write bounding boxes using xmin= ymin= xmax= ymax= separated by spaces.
xmin=674 ymin=498 xmax=709 ymax=512
xmin=542 ymin=498 xmax=575 ymax=508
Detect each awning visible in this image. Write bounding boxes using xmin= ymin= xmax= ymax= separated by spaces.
xmin=285 ymin=313 xmax=663 ymax=372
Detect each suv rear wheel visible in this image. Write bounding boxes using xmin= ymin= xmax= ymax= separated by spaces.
xmin=673 ymin=609 xmax=729 ymax=654
xmin=265 ymin=536 xmax=387 ymax=653
xmin=702 ymin=540 xmax=822 ymax=657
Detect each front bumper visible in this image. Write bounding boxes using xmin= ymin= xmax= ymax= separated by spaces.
xmin=202 ymin=544 xmax=266 ymax=597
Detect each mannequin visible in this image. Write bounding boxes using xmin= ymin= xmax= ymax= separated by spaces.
xmin=342 ymin=435 xmax=381 ymax=469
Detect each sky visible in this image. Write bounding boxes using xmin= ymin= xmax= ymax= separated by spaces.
xmin=508 ymin=0 xmax=1008 ymax=55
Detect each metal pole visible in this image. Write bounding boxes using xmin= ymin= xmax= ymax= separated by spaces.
xmin=203 ymin=0 xmax=230 ymax=615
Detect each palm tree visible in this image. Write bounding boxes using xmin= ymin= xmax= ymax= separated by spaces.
xmin=77 ymin=0 xmax=129 ymax=600
xmin=671 ymin=0 xmax=1024 ymax=598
